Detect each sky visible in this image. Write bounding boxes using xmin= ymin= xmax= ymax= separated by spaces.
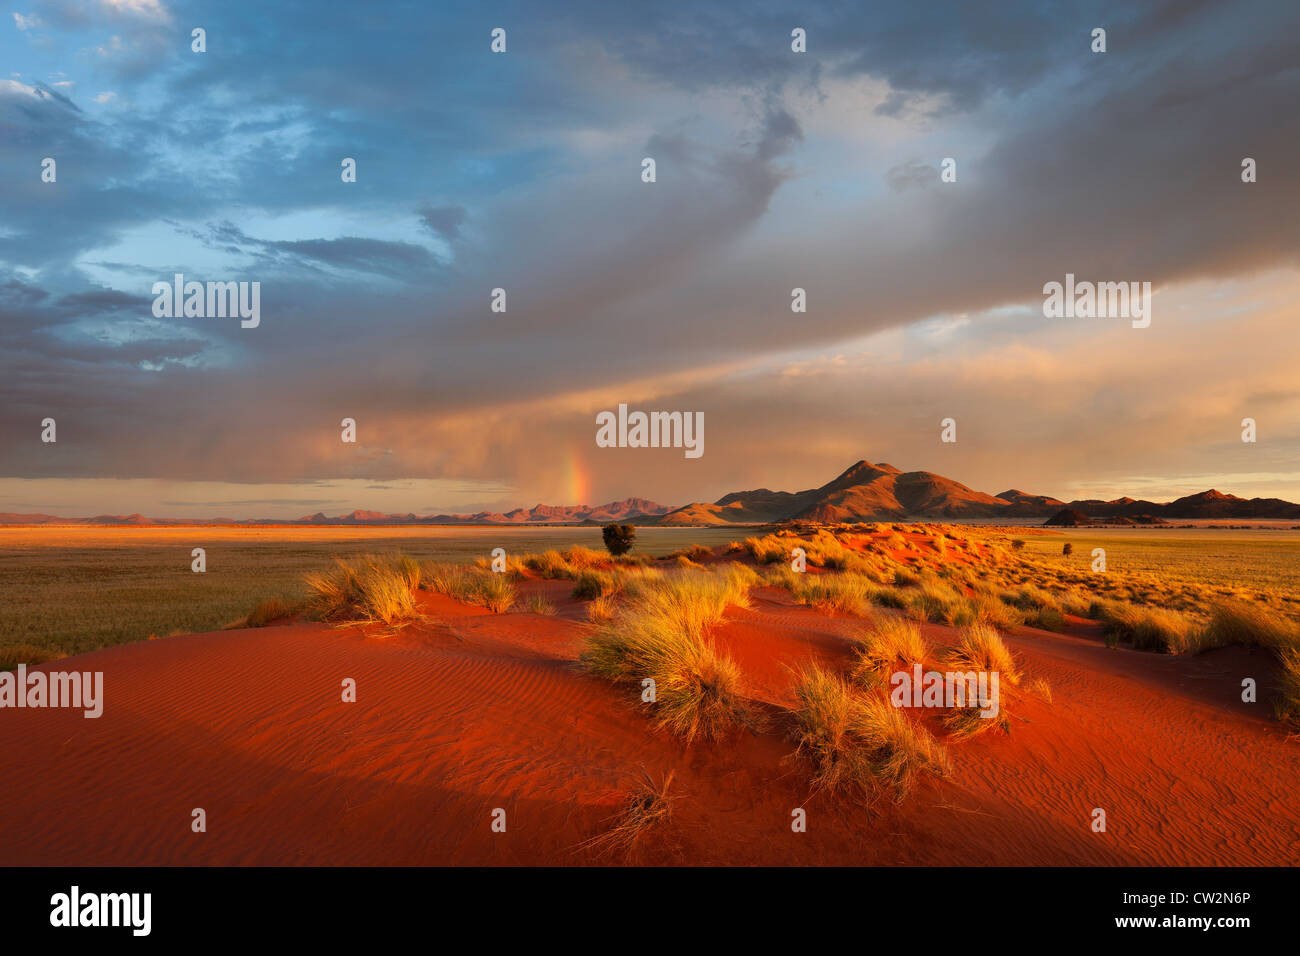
xmin=1 ymin=0 xmax=1298 ymax=518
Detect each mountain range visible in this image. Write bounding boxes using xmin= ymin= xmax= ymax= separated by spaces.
xmin=654 ymin=460 xmax=1300 ymax=525
xmin=0 ymin=498 xmax=671 ymax=527
xmin=2 ymin=461 xmax=1298 ymax=526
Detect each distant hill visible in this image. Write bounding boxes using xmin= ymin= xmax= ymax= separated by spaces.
xmin=654 ymin=461 xmax=1300 ymax=526
xmin=0 ymin=497 xmax=672 ymax=527
xmin=1045 ymin=508 xmax=1092 ymax=527
xmin=3 ymin=465 xmax=1298 ymax=526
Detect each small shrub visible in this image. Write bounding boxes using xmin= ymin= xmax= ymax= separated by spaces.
xmin=602 ymin=523 xmax=636 ymax=557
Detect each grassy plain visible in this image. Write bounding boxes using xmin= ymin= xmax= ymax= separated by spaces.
xmin=0 ymin=525 xmax=741 ymax=661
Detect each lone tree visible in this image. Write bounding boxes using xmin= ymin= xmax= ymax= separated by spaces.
xmin=1063 ymin=542 xmax=1074 ymax=556
xmin=602 ymin=523 xmax=636 ymax=556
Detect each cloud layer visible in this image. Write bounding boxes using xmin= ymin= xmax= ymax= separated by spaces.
xmin=1 ymin=0 xmax=1297 ymax=515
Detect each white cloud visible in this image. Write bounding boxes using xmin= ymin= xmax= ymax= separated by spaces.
xmin=12 ymin=12 xmax=42 ymax=30
xmin=101 ymin=0 xmax=170 ymax=20
xmin=95 ymin=35 xmax=126 ymax=57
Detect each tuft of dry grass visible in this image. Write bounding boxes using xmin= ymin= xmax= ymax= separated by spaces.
xmin=578 ymin=770 xmax=677 ymax=860
xmin=851 ymin=617 xmax=929 ymax=685
xmin=422 ymin=564 xmax=517 ymax=613
xmin=582 ymin=571 xmax=755 ymax=741
xmin=789 ymin=572 xmax=874 ymax=616
xmin=1202 ymin=600 xmax=1300 ymax=652
xmin=944 ymin=701 xmax=1010 ymax=739
xmin=0 ymin=643 xmax=67 ymax=672
xmin=945 ymin=624 xmax=1021 ymax=685
xmin=572 ymin=569 xmax=619 ymax=600
xmin=562 ymin=545 xmax=607 ymax=570
xmin=587 ymin=594 xmax=617 ymax=623
xmin=1093 ymin=601 xmax=1201 ymax=654
xmin=743 ymin=535 xmax=786 ymax=564
xmin=673 ymin=544 xmax=713 ymax=563
xmin=907 ymin=579 xmax=966 ymax=626
xmin=1029 ymin=677 xmax=1053 ymax=702
xmin=968 ymin=594 xmax=1025 ymax=630
xmin=396 ymin=554 xmax=422 ymax=591
xmin=521 ymin=593 xmax=556 ymax=616
xmin=304 ymin=555 xmax=421 ymax=626
xmin=524 ymin=549 xmax=579 ymax=580
xmin=789 ymin=663 xmax=949 ymax=802
xmin=1275 ymin=646 xmax=1300 ymax=728
xmin=229 ymin=595 xmax=303 ymax=629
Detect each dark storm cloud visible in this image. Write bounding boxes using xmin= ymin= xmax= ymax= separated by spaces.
xmin=417 ymin=204 xmax=467 ymax=242
xmin=0 ymin=0 xmax=1297 ymax=502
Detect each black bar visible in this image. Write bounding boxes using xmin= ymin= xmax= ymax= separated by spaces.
xmin=1 ymin=866 xmax=1293 ymax=943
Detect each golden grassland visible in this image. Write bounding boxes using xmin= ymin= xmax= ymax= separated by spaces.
xmin=0 ymin=525 xmax=740 ymax=660
xmin=4 ymin=521 xmax=1299 ymax=732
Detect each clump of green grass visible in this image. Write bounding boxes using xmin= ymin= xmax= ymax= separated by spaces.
xmin=304 ymin=555 xmax=421 ymax=626
xmin=789 ymin=663 xmax=949 ymax=802
xmin=620 ymin=570 xmax=741 ymax=636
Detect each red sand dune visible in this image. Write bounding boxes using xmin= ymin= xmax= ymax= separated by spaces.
xmin=2 ymin=583 xmax=1297 ymax=866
